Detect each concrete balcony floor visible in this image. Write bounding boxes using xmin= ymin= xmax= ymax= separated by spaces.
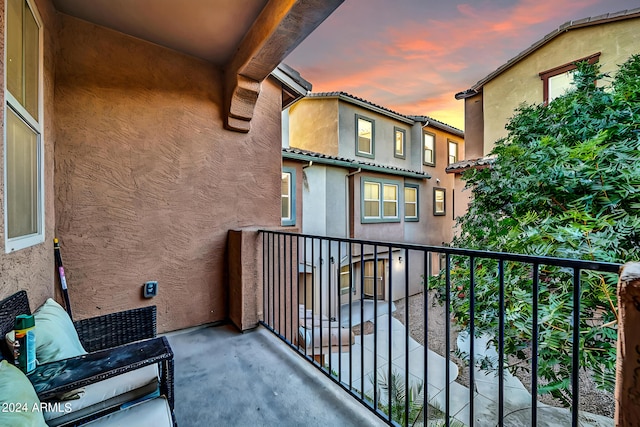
xmin=164 ymin=324 xmax=386 ymax=427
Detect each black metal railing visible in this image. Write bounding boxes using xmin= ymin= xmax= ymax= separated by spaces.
xmin=259 ymin=230 xmax=621 ymax=427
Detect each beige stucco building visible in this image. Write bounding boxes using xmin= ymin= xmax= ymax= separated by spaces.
xmin=457 ymin=9 xmax=640 ymax=157
xmin=281 ymin=92 xmax=466 ymax=312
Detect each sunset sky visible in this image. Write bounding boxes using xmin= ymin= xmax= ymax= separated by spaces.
xmin=285 ymin=0 xmax=638 ymax=130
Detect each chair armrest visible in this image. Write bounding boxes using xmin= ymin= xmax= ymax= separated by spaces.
xmin=28 ymin=337 xmax=174 ymax=410
xmin=74 ymin=306 xmax=157 ymax=353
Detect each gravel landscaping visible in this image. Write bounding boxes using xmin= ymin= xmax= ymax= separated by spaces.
xmin=390 ymin=291 xmax=615 ymax=419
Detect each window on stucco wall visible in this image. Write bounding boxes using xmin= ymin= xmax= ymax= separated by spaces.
xmin=539 ymin=52 xmax=600 ymax=105
xmin=434 ymin=188 xmax=446 ymax=216
xmin=281 ymin=167 xmax=296 ymax=226
xmin=356 ymin=115 xmax=375 ymax=158
xmin=362 ymin=178 xmax=400 ymax=223
xmin=394 ymin=127 xmax=405 ymax=159
xmin=5 ymin=0 xmax=44 ymax=253
xmin=423 ymin=132 xmax=435 ymax=166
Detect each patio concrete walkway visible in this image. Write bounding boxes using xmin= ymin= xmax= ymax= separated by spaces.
xmin=164 ymin=324 xmax=386 ymax=427
xmin=329 ymin=306 xmax=614 ymax=426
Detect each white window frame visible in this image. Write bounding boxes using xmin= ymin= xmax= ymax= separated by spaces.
xmin=448 ymin=140 xmax=458 ymax=165
xmin=281 ymin=167 xmax=296 ymax=226
xmin=355 ymin=115 xmax=375 ymax=158
xmin=362 ymin=178 xmax=400 ymax=223
xmin=423 ymin=131 xmax=435 ymax=166
xmin=363 ymin=181 xmax=381 ymax=220
xmin=4 ymin=0 xmax=45 ymax=253
xmin=434 ymin=188 xmax=446 ymax=216
xmin=382 ymin=184 xmax=398 ymax=219
xmin=404 ymin=185 xmax=418 ymax=221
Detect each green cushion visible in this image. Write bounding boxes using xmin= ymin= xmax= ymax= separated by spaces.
xmin=34 ymin=299 xmax=87 ymax=364
xmin=0 ymin=360 xmax=47 ymax=427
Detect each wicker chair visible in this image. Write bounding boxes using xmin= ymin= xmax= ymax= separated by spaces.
xmin=0 ymin=291 xmax=175 ymax=426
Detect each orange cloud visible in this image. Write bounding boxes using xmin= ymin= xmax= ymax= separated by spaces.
xmin=287 ymin=0 xmax=609 ymax=131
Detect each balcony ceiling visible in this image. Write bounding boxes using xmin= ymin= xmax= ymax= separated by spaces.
xmin=52 ymin=0 xmax=269 ymax=65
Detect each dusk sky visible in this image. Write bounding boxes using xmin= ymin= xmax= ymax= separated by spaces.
xmin=285 ymin=0 xmax=639 ymax=130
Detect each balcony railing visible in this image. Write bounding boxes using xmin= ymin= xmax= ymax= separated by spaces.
xmin=258 ymin=230 xmax=621 ymax=427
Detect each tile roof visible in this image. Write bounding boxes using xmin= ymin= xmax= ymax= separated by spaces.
xmin=282 ymin=147 xmax=430 ymax=179
xmin=445 ymin=156 xmax=495 ymax=174
xmin=455 ymin=8 xmax=640 ymax=98
xmin=306 ymin=91 xmax=464 ymax=137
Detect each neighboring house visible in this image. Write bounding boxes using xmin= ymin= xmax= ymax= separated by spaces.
xmin=281 ymin=91 xmax=465 ymax=315
xmin=456 ymin=8 xmax=640 ymax=158
xmin=1 ymin=0 xmax=343 ymax=332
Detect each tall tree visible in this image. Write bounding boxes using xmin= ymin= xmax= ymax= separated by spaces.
xmin=432 ymin=55 xmax=640 ymax=403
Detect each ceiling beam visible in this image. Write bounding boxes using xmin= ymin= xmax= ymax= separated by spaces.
xmin=224 ymin=0 xmax=343 ymax=132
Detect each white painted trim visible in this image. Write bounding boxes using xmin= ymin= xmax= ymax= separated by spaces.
xmin=4 ymin=0 xmax=45 ymax=253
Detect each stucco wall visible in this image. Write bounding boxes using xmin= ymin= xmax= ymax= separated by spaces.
xmin=288 ymin=98 xmax=338 ymax=155
xmin=421 ymin=127 xmax=463 ymax=246
xmin=54 ymin=15 xmax=282 ymax=332
xmin=337 ymin=103 xmax=413 ymax=168
xmin=0 ymin=0 xmax=57 ymax=309
xmin=462 ymin=92 xmax=484 ymax=160
xmin=483 ymin=18 xmax=640 ymax=153
xmin=351 ymin=172 xmax=405 ymax=242
xmin=302 ymin=165 xmax=327 ymax=236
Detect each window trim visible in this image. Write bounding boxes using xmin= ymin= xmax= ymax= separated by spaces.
xmin=361 ymin=177 xmax=401 ymax=223
xmin=448 ymin=140 xmax=458 ymax=165
xmin=423 ymin=131 xmax=435 ymax=166
xmin=433 ymin=187 xmax=446 ymax=216
xmin=539 ymin=52 xmax=600 ymax=105
xmin=355 ymin=115 xmax=375 ymax=159
xmin=339 ymin=264 xmax=354 ymax=295
xmin=4 ymin=0 xmax=45 ymax=253
xmin=281 ymin=167 xmax=296 ymax=226
xmin=393 ymin=127 xmax=406 ymax=159
xmin=404 ymin=184 xmax=419 ymax=222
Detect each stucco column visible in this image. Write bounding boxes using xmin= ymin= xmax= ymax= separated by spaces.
xmin=615 ymin=262 xmax=640 ymax=426
xmin=228 ymin=229 xmax=264 ymax=331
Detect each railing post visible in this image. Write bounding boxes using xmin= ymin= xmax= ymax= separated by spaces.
xmin=615 ymin=261 xmax=640 ymax=426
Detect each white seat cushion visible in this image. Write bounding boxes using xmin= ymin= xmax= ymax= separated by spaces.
xmin=82 ymin=396 xmax=172 ymax=427
xmin=44 ymin=364 xmax=159 ymax=425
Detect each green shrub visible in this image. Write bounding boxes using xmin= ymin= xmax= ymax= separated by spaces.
xmin=430 ymin=55 xmax=640 ymax=404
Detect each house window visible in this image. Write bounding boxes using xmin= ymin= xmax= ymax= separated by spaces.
xmin=423 ymin=132 xmax=435 ymax=166
xmin=404 ymin=185 xmax=418 ymax=221
xmin=5 ymin=0 xmax=44 ymax=253
xmin=448 ymin=141 xmax=458 ymax=164
xmin=340 ymin=265 xmax=352 ymax=295
xmin=362 ymin=179 xmax=400 ymax=223
xmin=281 ymin=167 xmax=296 ymax=226
xmin=394 ymin=127 xmax=405 ymax=159
xmin=356 ymin=115 xmax=374 ymax=158
xmin=363 ymin=260 xmax=385 ymax=299
xmin=539 ymin=52 xmax=600 ymax=104
xmin=434 ymin=188 xmax=445 ymax=216
xmin=383 ymin=184 xmax=398 ymax=218
xmin=363 ymin=182 xmax=380 ymax=219
xmin=548 ymin=71 xmax=575 ymax=102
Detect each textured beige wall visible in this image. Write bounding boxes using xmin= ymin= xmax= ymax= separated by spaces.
xmin=54 ymin=15 xmax=282 ymax=332
xmin=462 ymin=92 xmax=484 ymax=160
xmin=288 ymin=98 xmax=338 ymax=155
xmin=422 ymin=127 xmax=464 ymax=246
xmin=483 ymin=18 xmax=640 ymax=153
xmin=0 ymin=0 xmax=57 ymax=309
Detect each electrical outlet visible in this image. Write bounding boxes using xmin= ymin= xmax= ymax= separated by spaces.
xmin=143 ymin=281 xmax=158 ymax=298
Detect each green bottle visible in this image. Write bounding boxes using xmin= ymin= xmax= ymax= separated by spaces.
xmin=15 ymin=315 xmax=36 ymax=374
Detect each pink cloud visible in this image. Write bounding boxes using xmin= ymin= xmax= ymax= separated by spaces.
xmin=287 ymin=0 xmax=611 ymax=131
